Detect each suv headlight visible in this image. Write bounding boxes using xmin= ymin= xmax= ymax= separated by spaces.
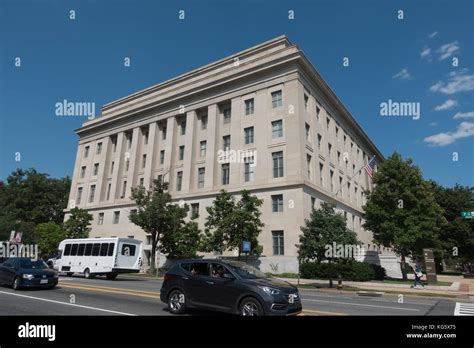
xmin=258 ymin=286 xmax=280 ymax=295
xmin=22 ymin=274 xmax=34 ymax=280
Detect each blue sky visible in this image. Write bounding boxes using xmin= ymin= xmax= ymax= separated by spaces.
xmin=1 ymin=0 xmax=473 ymax=187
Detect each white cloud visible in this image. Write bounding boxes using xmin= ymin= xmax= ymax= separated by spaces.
xmin=434 ymin=99 xmax=458 ymax=111
xmin=437 ymin=41 xmax=460 ymax=60
xmin=392 ymin=68 xmax=411 ymax=80
xmin=429 ymin=31 xmax=438 ymax=39
xmin=453 ymin=111 xmax=474 ymax=119
xmin=430 ymin=70 xmax=474 ymax=94
xmin=420 ymin=47 xmax=431 ymax=60
xmin=424 ymin=122 xmax=474 ymax=146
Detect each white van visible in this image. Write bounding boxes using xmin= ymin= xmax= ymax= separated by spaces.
xmin=56 ymin=237 xmax=143 ymax=280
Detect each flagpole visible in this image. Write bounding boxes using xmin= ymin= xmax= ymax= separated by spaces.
xmin=334 ymin=155 xmax=376 ymax=197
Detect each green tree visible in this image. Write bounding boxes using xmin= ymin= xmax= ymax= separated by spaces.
xmin=129 ymin=177 xmax=190 ymax=273
xmin=161 ymin=221 xmax=202 ymax=259
xmin=35 ymin=222 xmax=67 ymax=257
xmin=297 ymin=202 xmax=360 ymax=287
xmin=63 ymin=207 xmax=93 ymax=239
xmin=203 ymin=190 xmax=264 ymax=258
xmin=363 ymin=152 xmax=446 ymax=280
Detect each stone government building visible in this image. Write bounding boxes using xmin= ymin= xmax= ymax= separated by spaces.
xmin=65 ymin=36 xmax=401 ymax=277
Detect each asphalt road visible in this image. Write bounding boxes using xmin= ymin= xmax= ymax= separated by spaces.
xmin=0 ymin=275 xmax=468 ymax=316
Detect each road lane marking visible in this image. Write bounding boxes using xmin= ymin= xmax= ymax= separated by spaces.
xmin=302 ymin=309 xmax=348 ymax=316
xmin=454 ymin=302 xmax=474 ymax=316
xmin=0 ymin=290 xmax=136 ymax=316
xmin=301 ymin=298 xmax=420 ymax=312
xmin=300 ymin=293 xmax=435 ymax=306
xmin=59 ymin=284 xmax=161 ymax=299
xmin=59 ymin=281 xmax=161 ymax=295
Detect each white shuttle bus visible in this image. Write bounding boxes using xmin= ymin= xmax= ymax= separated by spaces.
xmin=56 ymin=237 xmax=143 ymax=280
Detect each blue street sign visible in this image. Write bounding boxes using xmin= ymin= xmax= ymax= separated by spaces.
xmin=242 ymin=241 xmax=251 ymax=253
xmin=461 ymin=211 xmax=474 ymax=219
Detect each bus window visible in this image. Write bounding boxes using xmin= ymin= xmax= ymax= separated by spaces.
xmin=64 ymin=244 xmax=71 ymax=256
xmin=100 ymin=243 xmax=109 ymax=256
xmin=92 ymin=243 xmax=101 ymax=256
xmin=121 ymin=244 xmax=136 ymax=256
xmin=71 ymin=244 xmax=78 ymax=256
xmin=77 ymin=244 xmax=85 ymax=256
xmin=84 ymin=243 xmax=93 ymax=256
xmin=108 ymin=243 xmax=115 ymax=256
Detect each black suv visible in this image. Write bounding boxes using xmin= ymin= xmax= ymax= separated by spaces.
xmin=160 ymin=259 xmax=302 ymax=316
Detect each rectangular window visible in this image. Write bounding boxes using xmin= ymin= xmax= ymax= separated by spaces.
xmin=160 ymin=150 xmax=165 ymax=165
xmin=179 ymin=146 xmax=185 ymax=161
xmin=142 ymin=128 xmax=149 ymax=145
xmin=113 ymin=211 xmax=120 ymax=224
xmin=108 ymin=243 xmax=115 ymax=256
xmin=272 ymin=194 xmax=283 ymax=212
xmin=96 ymin=142 xmax=102 ymax=155
xmin=139 ymin=177 xmax=144 ymax=187
xmin=271 ymin=90 xmax=282 ymax=108
xmin=223 ymin=108 xmax=231 ymax=124
xmin=125 ymin=159 xmax=130 ymax=172
xmin=64 ymin=244 xmax=71 ymax=256
xmin=111 ymin=136 xmax=117 ymax=152
xmin=305 ymin=123 xmax=310 ymax=142
xmin=222 ymin=163 xmax=230 ymax=185
xmin=272 ymin=120 xmax=283 ymax=138
xmin=191 ymin=203 xmax=199 ymax=219
xmin=71 ymin=244 xmax=78 ymax=256
xmin=335 ymin=126 xmax=339 ymax=140
xmin=223 ymin=135 xmax=231 ymax=151
xmin=272 ymin=230 xmax=284 ymax=255
xmin=89 ymin=185 xmax=96 ymax=203
xmin=127 ymin=133 xmax=132 ymax=149
xmin=200 ymin=141 xmax=207 ymax=158
xmin=176 ymin=171 xmax=183 ymax=191
xmin=330 ymin=170 xmax=334 ymax=192
xmin=244 ymin=157 xmax=255 ymax=182
xmin=162 ymin=126 xmax=167 ymax=140
xmin=198 ymin=168 xmax=205 ymax=188
xmin=80 ymin=166 xmax=86 ymax=179
xmin=92 ymin=243 xmax=100 ymax=256
xmin=110 ymin=161 xmax=114 ymax=174
xmin=347 ymin=182 xmax=351 ymax=200
xmin=326 ymin=117 xmax=330 ymax=131
xmin=272 ymin=151 xmax=284 ymax=178
xmin=304 ymin=93 xmax=309 ymax=110
xmin=100 ymin=243 xmax=109 ymax=257
xmin=317 ymin=134 xmax=322 ymax=150
xmin=142 ymin=154 xmax=147 ymax=168
xmin=76 ymin=244 xmax=85 ymax=256
xmin=121 ymin=244 xmax=136 ymax=256
xmin=98 ymin=212 xmax=104 ymax=225
xmin=84 ymin=243 xmax=92 ymax=256
xmin=307 ymin=154 xmax=312 ymax=179
xmin=316 ymin=105 xmax=321 ymax=121
xmin=122 ymin=181 xmax=127 ymax=198
xmin=201 ymin=115 xmax=208 ymax=130
xmin=180 ymin=119 xmax=186 ymax=135
xmin=245 ymin=98 xmax=254 ymax=115
xmin=311 ymin=196 xmax=316 ymax=208
xmin=319 ymin=163 xmax=324 ymax=186
xmin=244 ymin=127 xmax=254 ymax=144
xmin=106 ymin=183 xmax=111 ymax=200
xmin=339 ymin=176 xmax=344 ymax=195
xmin=328 ymin=143 xmax=332 ymax=157
xmin=337 ymin=151 xmax=341 ymax=165
xmin=84 ymin=146 xmax=89 ymax=158
xmin=93 ymin=163 xmax=99 ymax=176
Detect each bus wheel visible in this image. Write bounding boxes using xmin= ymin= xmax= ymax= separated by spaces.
xmin=106 ymin=273 xmax=118 ymax=280
xmin=66 ymin=272 xmax=73 ymax=277
xmin=84 ymin=268 xmax=94 ymax=279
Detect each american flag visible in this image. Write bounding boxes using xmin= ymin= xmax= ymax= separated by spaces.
xmin=364 ymin=156 xmax=376 ymax=178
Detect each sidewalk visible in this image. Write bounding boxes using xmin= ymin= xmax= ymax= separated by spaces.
xmin=277 ymin=274 xmax=473 ymax=299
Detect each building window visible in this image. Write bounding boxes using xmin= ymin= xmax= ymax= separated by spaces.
xmin=198 ymin=168 xmax=205 ymax=188
xmin=311 ymin=196 xmax=316 ymax=208
xmin=125 ymin=158 xmax=130 ymax=172
xmin=335 ymin=126 xmax=339 ymax=140
xmin=221 ymin=163 xmax=230 ymax=185
xmin=76 ymin=187 xmax=83 ymax=205
xmin=122 ymin=181 xmax=127 ymax=198
xmin=111 ymin=136 xmax=117 ymax=152
xmin=106 ymin=183 xmax=111 ymax=200
xmin=180 ymin=119 xmax=186 ymax=135
xmin=98 ymin=213 xmax=104 ymax=225
xmin=272 ymin=151 xmax=284 ymax=178
xmin=328 ymin=143 xmax=332 ymax=157
xmin=339 ymin=176 xmax=343 ymax=195
xmin=93 ymin=163 xmax=99 ymax=176
xmin=355 ymin=187 xmax=358 ymax=205
xmin=110 ymin=161 xmax=114 ymax=174
xmin=162 ymin=126 xmax=167 ymax=140
xmin=143 ymin=130 xmax=149 ymax=145
xmin=353 ymin=164 xmax=356 ymax=175
xmin=272 ymin=120 xmax=283 ymax=138
xmin=330 ymin=170 xmax=334 ymax=192
xmin=305 ymin=123 xmax=310 ymax=142
xmin=139 ymin=177 xmax=144 ymax=187
xmin=142 ymin=154 xmax=147 ymax=168
xmin=160 ymin=150 xmax=165 ymax=165
xmin=347 ymin=182 xmax=351 ymax=200
xmin=244 ymin=127 xmax=254 ymax=144
xmin=157 ymin=174 xmax=163 ymax=183
xmin=271 ymin=90 xmax=282 ymax=108
xmin=337 ymin=151 xmax=341 ymax=165
xmin=272 ymin=231 xmax=284 ymax=255
xmin=319 ymin=163 xmax=324 ymax=186
xmin=200 ymin=141 xmax=207 ymax=157
xmin=244 ymin=156 xmax=255 ymax=182
xmin=307 ymin=154 xmax=312 ymax=179
xmin=223 ymin=108 xmax=231 ymax=124
xmin=344 ymin=134 xmax=347 ymax=146
xmin=317 ymin=134 xmax=322 ymax=150
xmin=245 ymin=98 xmax=254 ymax=115
xmin=176 ymin=171 xmax=183 ymax=191
xmin=89 ymin=185 xmax=96 ymax=203
xmin=96 ymin=142 xmax=102 ymax=155
xmin=191 ymin=203 xmax=199 ymax=219
xmin=201 ymin=114 xmax=208 ymax=130
xmin=223 ymin=135 xmax=231 ymax=151
xmin=316 ymin=105 xmax=321 ymax=121
xmin=84 ymin=146 xmax=89 ymax=158
xmin=179 ymin=146 xmax=185 ymax=161
xmin=304 ymin=93 xmax=309 ymax=110
xmin=126 ymin=133 xmax=132 ymax=149
xmin=272 ymin=194 xmax=283 ymax=212
xmin=113 ymin=211 xmax=120 ymax=224
xmin=80 ymin=166 xmax=86 ymax=179
xmin=326 ymin=117 xmax=330 ymax=131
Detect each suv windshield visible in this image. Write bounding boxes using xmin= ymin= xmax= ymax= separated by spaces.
xmin=19 ymin=259 xmax=48 ymax=269
xmin=226 ymin=262 xmax=267 ymax=279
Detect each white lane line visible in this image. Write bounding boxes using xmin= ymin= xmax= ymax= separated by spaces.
xmin=301 ymin=298 xmax=420 ymax=312
xmin=454 ymin=302 xmax=474 ymax=316
xmin=300 ymin=293 xmax=435 ymax=306
xmin=0 ymin=290 xmax=136 ymax=316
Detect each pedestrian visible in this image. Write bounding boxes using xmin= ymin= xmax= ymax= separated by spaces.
xmin=410 ymin=264 xmax=424 ymax=288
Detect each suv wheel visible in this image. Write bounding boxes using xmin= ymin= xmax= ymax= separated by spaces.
xmin=12 ymin=277 xmax=20 ymax=291
xmin=168 ymin=289 xmax=186 ymax=314
xmin=240 ymin=297 xmax=263 ymax=316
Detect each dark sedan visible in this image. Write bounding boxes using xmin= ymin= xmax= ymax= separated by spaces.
xmin=160 ymin=259 xmax=302 ymax=316
xmin=0 ymin=257 xmax=58 ymax=290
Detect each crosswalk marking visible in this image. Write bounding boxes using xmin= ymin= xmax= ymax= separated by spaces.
xmin=454 ymin=302 xmax=474 ymax=316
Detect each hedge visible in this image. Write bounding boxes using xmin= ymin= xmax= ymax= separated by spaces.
xmin=300 ymin=260 xmax=386 ymax=281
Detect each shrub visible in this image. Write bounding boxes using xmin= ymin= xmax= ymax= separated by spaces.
xmin=300 ymin=260 xmax=386 ymax=281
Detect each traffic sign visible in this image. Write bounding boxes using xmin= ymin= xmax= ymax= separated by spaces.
xmin=242 ymin=241 xmax=251 ymax=253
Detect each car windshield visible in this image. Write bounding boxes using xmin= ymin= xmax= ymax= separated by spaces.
xmin=19 ymin=259 xmax=48 ymax=269
xmin=226 ymin=262 xmax=267 ymax=279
